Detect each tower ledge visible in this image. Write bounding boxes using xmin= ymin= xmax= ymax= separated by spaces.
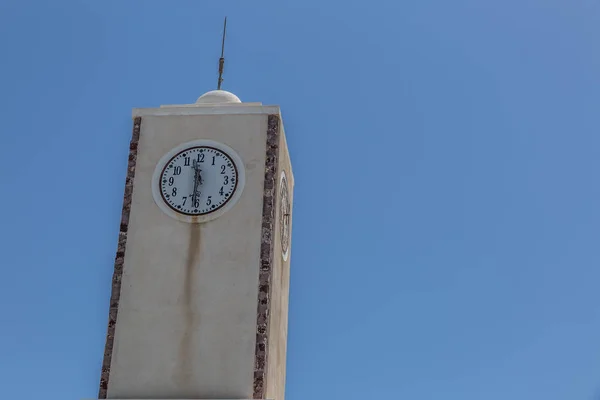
xmin=149 ymin=89 xmax=266 ymax=114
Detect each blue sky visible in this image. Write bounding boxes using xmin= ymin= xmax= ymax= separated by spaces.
xmin=1 ymin=0 xmax=599 ymax=399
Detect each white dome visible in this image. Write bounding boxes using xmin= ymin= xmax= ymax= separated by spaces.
xmin=196 ymin=90 xmax=241 ymax=104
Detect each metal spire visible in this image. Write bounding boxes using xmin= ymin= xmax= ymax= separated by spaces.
xmin=217 ymin=17 xmax=227 ymax=90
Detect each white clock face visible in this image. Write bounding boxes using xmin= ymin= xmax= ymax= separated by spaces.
xmin=152 ymin=140 xmax=245 ymax=223
xmin=279 ymin=170 xmax=291 ymax=261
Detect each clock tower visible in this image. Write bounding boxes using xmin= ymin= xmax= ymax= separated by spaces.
xmin=98 ymin=89 xmax=294 ymax=400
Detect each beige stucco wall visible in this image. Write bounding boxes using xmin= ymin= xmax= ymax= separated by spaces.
xmin=107 ymin=110 xmax=269 ymax=399
xmin=265 ymin=125 xmax=294 ymax=400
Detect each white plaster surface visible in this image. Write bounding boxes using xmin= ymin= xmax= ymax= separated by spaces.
xmin=108 ymin=109 xmax=270 ymax=399
xmin=265 ymin=128 xmax=294 ymax=400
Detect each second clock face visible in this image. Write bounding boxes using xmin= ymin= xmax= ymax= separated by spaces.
xmin=279 ymin=170 xmax=291 ymax=261
xmin=159 ymin=146 xmax=238 ymax=216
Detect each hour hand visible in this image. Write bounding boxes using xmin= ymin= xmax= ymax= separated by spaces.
xmin=192 ymin=161 xmax=203 ymax=181
xmin=191 ymin=161 xmax=202 ymax=206
xmin=191 ymin=161 xmax=200 ymax=183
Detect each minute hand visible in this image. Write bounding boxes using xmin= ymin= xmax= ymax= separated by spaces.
xmin=192 ymin=160 xmax=202 ymax=206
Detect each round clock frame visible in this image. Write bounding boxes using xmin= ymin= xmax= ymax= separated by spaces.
xmin=279 ymin=170 xmax=291 ymax=261
xmin=151 ymin=139 xmax=246 ymax=224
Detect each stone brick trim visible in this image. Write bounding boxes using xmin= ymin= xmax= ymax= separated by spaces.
xmin=253 ymin=114 xmax=281 ymax=399
xmin=98 ymin=117 xmax=142 ymax=399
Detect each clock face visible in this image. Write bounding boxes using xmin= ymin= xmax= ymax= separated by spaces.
xmin=279 ymin=170 xmax=291 ymax=261
xmin=152 ymin=140 xmax=245 ymax=223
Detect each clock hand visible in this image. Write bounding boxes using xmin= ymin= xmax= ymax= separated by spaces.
xmin=192 ymin=160 xmax=202 ymax=207
xmin=191 ymin=161 xmax=198 ymax=206
xmin=194 ymin=173 xmax=202 ymax=206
